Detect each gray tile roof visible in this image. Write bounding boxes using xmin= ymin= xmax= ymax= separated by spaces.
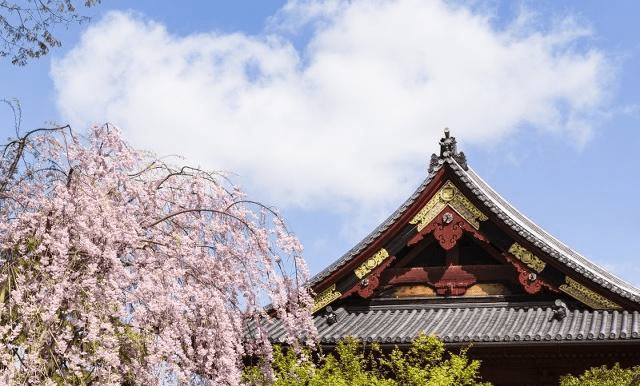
xmin=309 ymin=156 xmax=640 ymax=305
xmin=270 ymin=303 xmax=640 ymax=345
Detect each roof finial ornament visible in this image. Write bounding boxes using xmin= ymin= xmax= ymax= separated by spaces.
xmin=428 ymin=128 xmax=468 ymax=174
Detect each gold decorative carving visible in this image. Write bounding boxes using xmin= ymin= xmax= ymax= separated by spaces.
xmin=508 ymin=242 xmax=546 ymax=273
xmin=354 ymin=248 xmax=389 ymax=279
xmin=559 ymin=276 xmax=621 ymax=310
xmin=410 ymin=180 xmax=487 ymax=231
xmin=464 ymin=283 xmax=511 ymax=297
xmin=393 ymin=285 xmax=436 ymax=298
xmin=312 ymin=284 xmax=341 ymax=313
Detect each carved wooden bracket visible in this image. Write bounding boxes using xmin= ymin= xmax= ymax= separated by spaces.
xmin=342 ymin=254 xmax=396 ymax=299
xmin=503 ymin=252 xmax=557 ymax=295
xmin=408 ymin=209 xmax=487 ymax=250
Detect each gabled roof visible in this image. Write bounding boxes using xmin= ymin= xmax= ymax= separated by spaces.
xmin=309 ymin=129 xmax=640 ymax=314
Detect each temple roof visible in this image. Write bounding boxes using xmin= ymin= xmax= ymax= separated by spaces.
xmin=270 ymin=302 xmax=640 ymax=346
xmin=298 ymin=134 xmax=640 ymax=384
xmin=309 ymin=129 xmax=640 ymax=311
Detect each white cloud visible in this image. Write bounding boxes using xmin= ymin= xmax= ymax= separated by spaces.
xmin=51 ymin=0 xmax=612 ymax=212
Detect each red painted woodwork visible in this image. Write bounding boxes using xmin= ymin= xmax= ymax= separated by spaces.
xmin=408 ymin=209 xmax=487 ymax=250
xmin=384 ymin=265 xmax=516 ymax=287
xmin=433 ymin=265 xmax=476 ymax=295
xmin=341 ymin=254 xmax=397 ymax=299
xmin=385 ymin=267 xmax=431 ymax=284
xmin=503 ymin=252 xmax=558 ymax=294
xmin=435 ymin=219 xmax=464 ymax=250
xmin=383 ymin=265 xmax=518 ymax=296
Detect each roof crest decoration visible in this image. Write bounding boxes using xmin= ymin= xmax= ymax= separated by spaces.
xmin=410 ymin=180 xmax=487 ymax=231
xmin=429 ymin=128 xmax=468 ymax=173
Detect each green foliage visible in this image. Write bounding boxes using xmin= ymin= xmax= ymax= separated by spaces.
xmin=242 ymin=333 xmax=491 ymax=386
xmin=559 ymin=364 xmax=640 ymax=386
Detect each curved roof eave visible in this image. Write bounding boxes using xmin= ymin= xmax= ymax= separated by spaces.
xmin=453 ymin=160 xmax=640 ymax=304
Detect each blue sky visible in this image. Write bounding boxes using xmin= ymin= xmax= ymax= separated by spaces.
xmin=1 ymin=0 xmax=639 ymax=286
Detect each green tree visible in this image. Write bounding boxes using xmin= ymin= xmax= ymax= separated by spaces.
xmin=559 ymin=364 xmax=640 ymax=386
xmin=242 ymin=333 xmax=491 ymax=386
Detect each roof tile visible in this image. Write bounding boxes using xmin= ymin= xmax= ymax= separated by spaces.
xmin=269 ymin=304 xmax=640 ymax=345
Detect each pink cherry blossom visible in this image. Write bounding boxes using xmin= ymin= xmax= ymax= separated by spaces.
xmin=0 ymin=124 xmax=316 ymax=385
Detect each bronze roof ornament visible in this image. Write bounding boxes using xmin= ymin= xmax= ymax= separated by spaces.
xmin=429 ymin=128 xmax=468 ymax=174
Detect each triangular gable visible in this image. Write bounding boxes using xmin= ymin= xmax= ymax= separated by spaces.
xmin=409 ymin=180 xmax=487 ymax=232
xmin=311 ymin=129 xmax=640 ymax=314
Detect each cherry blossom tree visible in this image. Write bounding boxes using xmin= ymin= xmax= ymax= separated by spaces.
xmin=1 ymin=0 xmax=102 ymax=65
xmin=0 ymin=122 xmax=315 ymax=385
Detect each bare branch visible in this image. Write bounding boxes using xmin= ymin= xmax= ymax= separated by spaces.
xmin=0 ymin=0 xmax=102 ymax=65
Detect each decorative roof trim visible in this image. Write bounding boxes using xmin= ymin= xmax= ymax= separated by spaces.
xmin=409 ymin=180 xmax=487 ymax=231
xmin=312 ymin=284 xmax=341 ymax=314
xmin=560 ymin=276 xmax=621 ymax=310
xmin=308 ymin=164 xmax=444 ymax=287
xmin=354 ymin=248 xmax=389 ymax=279
xmin=508 ymin=242 xmax=546 ymax=273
